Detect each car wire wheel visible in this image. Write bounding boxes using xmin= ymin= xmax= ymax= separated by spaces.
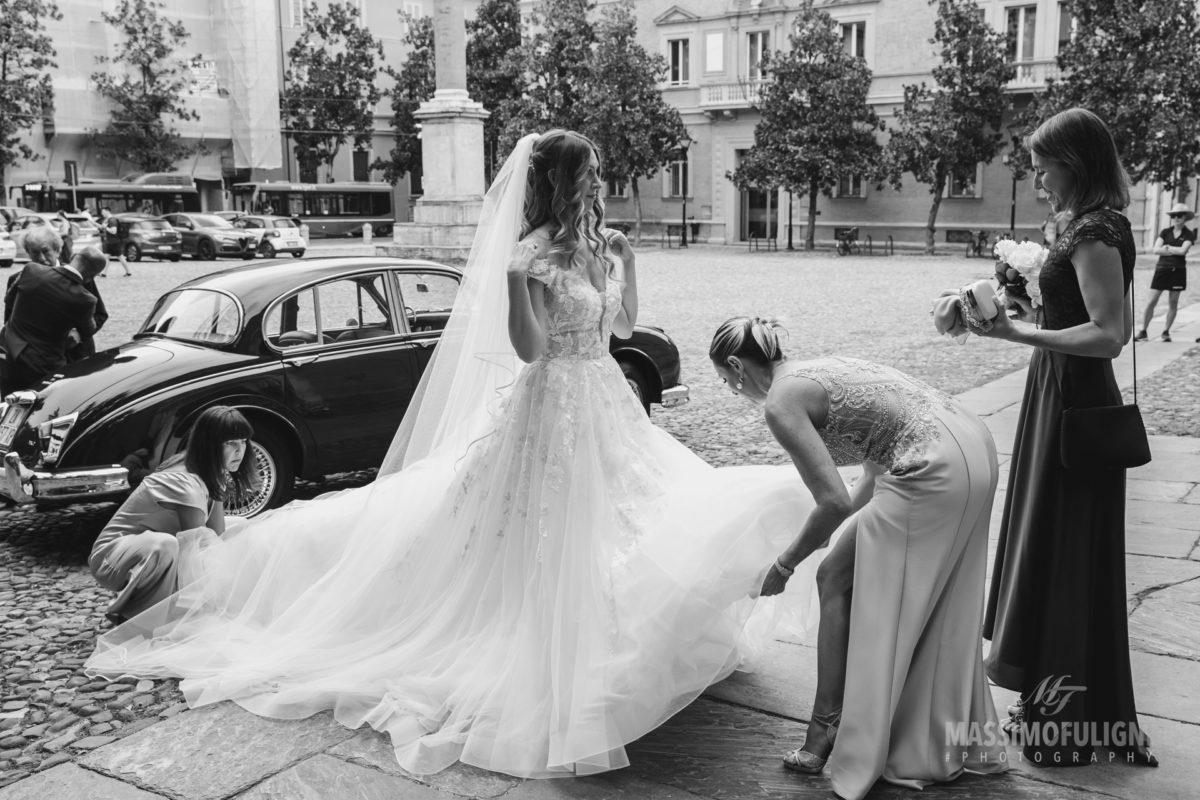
xmin=225 ymin=440 xmax=277 ymax=517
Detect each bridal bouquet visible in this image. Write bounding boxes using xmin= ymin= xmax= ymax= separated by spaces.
xmin=993 ymin=239 xmax=1048 ymax=308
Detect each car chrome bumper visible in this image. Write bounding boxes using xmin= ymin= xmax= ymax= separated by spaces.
xmin=1 ymin=452 xmax=129 ymax=504
xmin=661 ymin=384 xmax=690 ymax=407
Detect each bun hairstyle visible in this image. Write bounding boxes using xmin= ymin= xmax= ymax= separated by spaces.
xmin=1027 ymin=107 xmax=1130 ymax=213
xmin=709 ymin=316 xmax=788 ymax=366
xmin=522 ymin=129 xmax=611 ymax=273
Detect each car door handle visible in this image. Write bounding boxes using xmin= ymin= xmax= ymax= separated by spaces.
xmin=285 ymin=354 xmax=320 ymax=367
xmin=414 ymin=339 xmax=435 ymax=348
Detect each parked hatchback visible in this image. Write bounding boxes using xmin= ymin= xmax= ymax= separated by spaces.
xmin=232 ymin=215 xmax=306 ymax=258
xmin=109 ymin=214 xmax=182 ymax=262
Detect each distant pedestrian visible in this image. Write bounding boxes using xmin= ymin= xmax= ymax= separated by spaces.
xmin=2 ymin=246 xmax=106 ymax=392
xmin=88 ymin=406 xmax=256 ymax=623
xmin=98 ymin=208 xmax=133 ymax=277
xmin=1135 ymin=202 xmax=1194 ymax=343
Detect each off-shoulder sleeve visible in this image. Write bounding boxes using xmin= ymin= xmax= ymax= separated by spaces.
xmin=526 ymin=257 xmax=555 ymax=286
xmin=145 ymin=471 xmax=209 ymax=513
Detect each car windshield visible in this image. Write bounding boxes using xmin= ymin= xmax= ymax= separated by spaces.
xmin=133 ymin=220 xmax=172 ymax=231
xmin=137 ymin=289 xmax=242 ymax=346
xmin=190 ymin=214 xmax=233 ymax=229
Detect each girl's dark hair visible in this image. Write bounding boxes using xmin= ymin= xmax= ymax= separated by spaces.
xmin=182 ymin=406 xmax=257 ymax=501
xmin=709 ymin=316 xmax=788 ymax=366
xmin=1027 ymin=107 xmax=1130 ymax=213
xmin=522 ymin=129 xmax=611 ymax=273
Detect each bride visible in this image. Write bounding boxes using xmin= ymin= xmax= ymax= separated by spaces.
xmin=85 ymin=131 xmax=825 ymax=778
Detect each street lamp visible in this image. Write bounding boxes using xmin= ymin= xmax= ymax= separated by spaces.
xmin=1000 ymin=153 xmax=1018 ymax=235
xmin=676 ymin=137 xmax=693 ymax=248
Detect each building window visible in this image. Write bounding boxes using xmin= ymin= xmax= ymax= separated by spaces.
xmin=948 ymin=168 xmax=980 ymax=198
xmin=841 ymin=21 xmax=866 ymax=60
xmin=402 ymin=2 xmax=424 ymax=36
xmin=1006 ymin=5 xmax=1037 ymax=62
xmin=704 ymin=31 xmax=724 ymax=74
xmin=1057 ymin=2 xmax=1076 ymax=53
xmin=666 ymin=160 xmax=689 ymax=198
xmin=605 ymin=177 xmax=629 ymax=199
xmin=838 ymin=174 xmax=865 ymax=198
xmin=353 ymin=149 xmax=370 ymax=182
xmin=289 ymin=0 xmax=304 ymax=28
xmin=747 ymin=31 xmax=769 ymax=81
xmin=668 ymin=39 xmax=690 ymax=86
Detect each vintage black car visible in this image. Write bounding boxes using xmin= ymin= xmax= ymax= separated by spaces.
xmin=163 ymin=212 xmax=258 ymax=261
xmin=0 ymin=257 xmax=688 ymax=517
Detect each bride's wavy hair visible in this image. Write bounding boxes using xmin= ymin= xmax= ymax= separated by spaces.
xmin=523 ymin=130 xmax=611 ymax=272
xmin=710 ymin=317 xmax=789 ymax=366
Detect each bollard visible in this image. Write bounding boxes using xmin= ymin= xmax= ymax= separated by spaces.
xmin=362 ymin=222 xmax=373 ymax=245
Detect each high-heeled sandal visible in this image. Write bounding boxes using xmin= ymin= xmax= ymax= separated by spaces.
xmin=783 ymin=712 xmax=840 ymax=774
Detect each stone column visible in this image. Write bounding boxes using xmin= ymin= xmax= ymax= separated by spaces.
xmin=382 ymin=0 xmax=489 ymax=260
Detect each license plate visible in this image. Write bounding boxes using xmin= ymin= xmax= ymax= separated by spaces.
xmin=158 ymin=245 xmax=173 ymax=250
xmin=0 ymin=404 xmax=26 ymax=448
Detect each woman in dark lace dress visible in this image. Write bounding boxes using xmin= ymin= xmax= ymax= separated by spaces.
xmin=980 ymin=108 xmax=1156 ymax=767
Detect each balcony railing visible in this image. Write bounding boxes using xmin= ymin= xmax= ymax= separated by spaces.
xmin=1007 ymin=58 xmax=1061 ymax=91
xmin=699 ymin=80 xmax=765 ymax=109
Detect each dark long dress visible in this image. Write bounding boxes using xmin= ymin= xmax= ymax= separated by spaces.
xmin=983 ymin=208 xmax=1154 ymax=766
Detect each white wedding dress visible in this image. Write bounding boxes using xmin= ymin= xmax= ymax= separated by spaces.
xmin=85 ymin=238 xmax=823 ymax=778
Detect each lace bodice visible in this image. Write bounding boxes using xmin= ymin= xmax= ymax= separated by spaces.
xmin=1039 ymin=208 xmax=1136 ymax=331
xmin=527 ymin=252 xmax=623 ymax=360
xmin=781 ymin=357 xmax=956 ymax=474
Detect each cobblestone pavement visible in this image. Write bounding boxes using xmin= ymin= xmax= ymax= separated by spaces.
xmin=0 ymin=246 xmax=1194 ymax=786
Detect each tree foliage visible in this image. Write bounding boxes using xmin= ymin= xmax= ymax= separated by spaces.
xmin=467 ymin=0 xmax=525 ymax=182
xmin=374 ymin=12 xmax=434 ymax=186
xmin=883 ymin=0 xmax=1014 ymax=253
xmin=730 ymin=3 xmax=884 ymax=250
xmin=1035 ymin=0 xmax=1200 ymax=191
xmin=0 ymin=0 xmax=61 ymax=201
xmin=581 ymin=1 xmax=688 ymax=243
xmin=283 ymin=1 xmax=383 ymax=182
xmin=500 ymin=0 xmax=596 ymax=146
xmin=90 ymin=0 xmax=197 ymax=173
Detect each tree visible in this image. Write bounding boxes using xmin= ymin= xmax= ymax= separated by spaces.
xmin=0 ymin=0 xmax=61 ymax=202
xmin=467 ymin=0 xmax=525 ymax=183
xmin=883 ymin=0 xmax=1014 ymax=254
xmin=90 ymin=0 xmax=198 ymax=173
xmin=374 ymin=12 xmax=434 ymax=187
xmin=730 ymin=3 xmax=884 ymax=251
xmin=581 ymin=1 xmax=687 ymax=244
xmin=1036 ymin=0 xmax=1200 ymax=192
xmin=283 ymin=1 xmax=383 ymax=182
xmin=500 ymin=0 xmax=596 ymax=147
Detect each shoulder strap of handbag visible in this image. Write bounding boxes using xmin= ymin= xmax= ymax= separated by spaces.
xmin=1131 ymin=274 xmax=1138 ymax=406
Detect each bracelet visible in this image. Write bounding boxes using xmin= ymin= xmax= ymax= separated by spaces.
xmin=773 ymin=559 xmax=795 ymax=578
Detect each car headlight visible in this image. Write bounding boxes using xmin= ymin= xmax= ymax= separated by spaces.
xmin=37 ymin=413 xmax=78 ymax=466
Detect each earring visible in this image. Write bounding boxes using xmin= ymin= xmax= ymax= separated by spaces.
xmin=736 ymin=380 xmax=743 ymax=391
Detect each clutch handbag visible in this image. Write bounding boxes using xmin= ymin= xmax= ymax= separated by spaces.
xmin=1060 ymin=277 xmax=1151 ymax=470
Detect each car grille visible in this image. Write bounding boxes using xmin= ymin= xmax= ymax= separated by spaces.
xmin=0 ymin=403 xmax=29 ymax=450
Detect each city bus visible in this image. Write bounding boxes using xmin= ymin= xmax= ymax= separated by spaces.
xmin=230 ymin=182 xmax=395 ymax=239
xmin=14 ymin=173 xmax=201 ymax=216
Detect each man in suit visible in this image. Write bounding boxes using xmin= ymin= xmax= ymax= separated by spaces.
xmin=2 ymin=246 xmax=107 ymax=392
xmin=5 ymin=226 xmax=108 ymax=362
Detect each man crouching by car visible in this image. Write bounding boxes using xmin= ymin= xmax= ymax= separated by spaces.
xmin=1 ymin=246 xmax=106 ymax=393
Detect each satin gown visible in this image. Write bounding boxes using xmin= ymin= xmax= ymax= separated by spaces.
xmin=778 ymin=358 xmax=1007 ymax=800
xmin=85 ymin=250 xmax=824 ymax=778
